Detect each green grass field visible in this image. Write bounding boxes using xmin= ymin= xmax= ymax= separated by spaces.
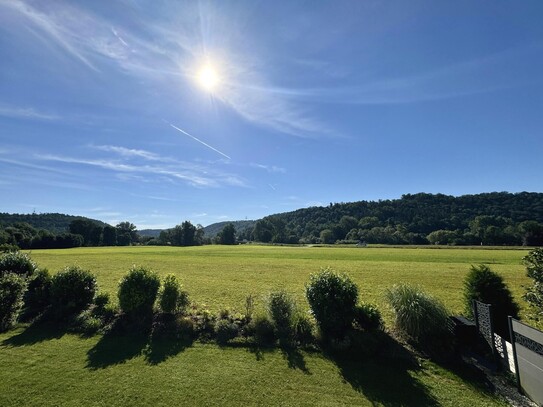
xmin=0 ymin=245 xmax=531 ymax=406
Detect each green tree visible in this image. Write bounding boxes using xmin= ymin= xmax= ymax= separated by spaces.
xmin=217 ymin=223 xmax=236 ymax=245
xmin=319 ymin=229 xmax=334 ymax=244
xmin=116 ymin=222 xmax=138 ymax=245
xmin=102 ymin=225 xmax=117 ymax=246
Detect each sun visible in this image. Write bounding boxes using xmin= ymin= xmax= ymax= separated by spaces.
xmin=197 ymin=65 xmax=220 ymax=91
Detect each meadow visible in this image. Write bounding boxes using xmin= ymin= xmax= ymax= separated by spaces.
xmin=0 ymin=245 xmax=531 ymax=406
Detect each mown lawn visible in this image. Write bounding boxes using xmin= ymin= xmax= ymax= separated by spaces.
xmin=0 ymin=245 xmax=530 ymax=406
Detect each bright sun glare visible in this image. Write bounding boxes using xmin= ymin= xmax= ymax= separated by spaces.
xmin=197 ymin=65 xmax=220 ymax=91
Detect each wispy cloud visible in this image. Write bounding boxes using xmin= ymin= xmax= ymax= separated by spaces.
xmin=0 ymin=1 xmax=334 ymax=138
xmin=0 ymin=105 xmax=60 ymax=121
xmin=250 ymin=163 xmax=286 ymax=174
xmin=92 ymin=145 xmax=164 ymax=161
xmin=35 ymin=152 xmax=247 ymax=188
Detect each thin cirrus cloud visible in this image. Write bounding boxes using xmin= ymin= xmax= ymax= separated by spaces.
xmin=0 ymin=0 xmax=332 ymax=138
xmin=0 ymin=105 xmax=60 ymax=121
xmin=35 ymin=149 xmax=247 ymax=188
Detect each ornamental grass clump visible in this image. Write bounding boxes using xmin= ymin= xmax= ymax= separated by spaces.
xmin=386 ymin=284 xmax=451 ymax=354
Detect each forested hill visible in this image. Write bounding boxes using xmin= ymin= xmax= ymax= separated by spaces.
xmin=203 ymin=220 xmax=256 ymax=238
xmin=253 ymin=192 xmax=543 ymax=245
xmin=0 ymin=213 xmax=107 ymax=233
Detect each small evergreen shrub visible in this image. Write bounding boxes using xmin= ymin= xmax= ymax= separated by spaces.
xmin=250 ymin=314 xmax=276 ymax=346
xmin=267 ymin=289 xmax=296 ymax=342
xmin=0 ymin=273 xmax=27 ymax=331
xmin=523 ymin=248 xmax=543 ymax=327
xmin=305 ymin=267 xmax=358 ymax=338
xmin=0 ymin=251 xmax=37 ymax=277
xmin=23 ymin=268 xmax=52 ymax=317
xmin=386 ymin=284 xmax=452 ymax=354
xmin=73 ymin=309 xmax=103 ymax=335
xmin=464 ymin=264 xmax=520 ymax=336
xmin=50 ymin=266 xmax=97 ymax=319
xmin=215 ymin=319 xmax=239 ymax=344
xmin=118 ymin=266 xmax=160 ymax=317
xmin=159 ymin=274 xmax=189 ymax=314
xmin=92 ymin=292 xmax=116 ymax=322
xmin=294 ymin=314 xmax=314 ymax=345
xmin=353 ymin=303 xmax=383 ymax=331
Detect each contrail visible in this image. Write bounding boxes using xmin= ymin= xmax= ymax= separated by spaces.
xmin=165 ymin=121 xmax=231 ymax=160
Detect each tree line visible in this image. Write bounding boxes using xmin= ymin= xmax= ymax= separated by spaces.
xmin=249 ymin=192 xmax=543 ymax=245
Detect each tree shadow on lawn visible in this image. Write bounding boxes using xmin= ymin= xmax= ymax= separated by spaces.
xmin=144 ymin=334 xmax=194 ymax=365
xmin=280 ymin=345 xmax=311 ymax=374
xmin=2 ymin=321 xmax=67 ymax=347
xmin=86 ymin=332 xmax=149 ymax=370
xmin=325 ymin=332 xmax=439 ymax=407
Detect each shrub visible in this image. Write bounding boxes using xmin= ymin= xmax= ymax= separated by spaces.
xmin=50 ymin=266 xmax=97 ymax=319
xmin=523 ymin=248 xmax=543 ymax=327
xmin=353 ymin=303 xmax=383 ymax=331
xmin=464 ymin=264 xmax=520 ymax=336
xmin=159 ymin=274 xmax=189 ymax=314
xmin=73 ymin=309 xmax=103 ymax=335
xmin=0 ymin=244 xmax=19 ymax=253
xmin=386 ymin=284 xmax=451 ymax=353
xmin=118 ymin=266 xmax=160 ymax=317
xmin=305 ymin=267 xmax=358 ymax=338
xmin=294 ymin=314 xmax=314 ymax=345
xmin=215 ymin=319 xmax=239 ymax=344
xmin=92 ymin=292 xmax=116 ymax=322
xmin=23 ymin=268 xmax=52 ymax=317
xmin=0 ymin=273 xmax=27 ymax=331
xmin=0 ymin=251 xmax=37 ymax=277
xmin=267 ymin=289 xmax=297 ymax=342
xmin=249 ymin=314 xmax=276 ymax=346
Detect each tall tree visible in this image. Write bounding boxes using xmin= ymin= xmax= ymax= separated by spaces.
xmin=217 ymin=223 xmax=236 ymax=245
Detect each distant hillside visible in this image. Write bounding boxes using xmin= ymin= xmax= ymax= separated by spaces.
xmin=204 ymin=220 xmax=256 ymax=238
xmin=253 ymin=192 xmax=543 ymax=245
xmin=138 ymin=229 xmax=162 ymax=238
xmin=0 ymin=212 xmax=108 ymax=233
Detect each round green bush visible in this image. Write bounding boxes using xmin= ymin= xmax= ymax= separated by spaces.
xmin=23 ymin=268 xmax=52 ymax=316
xmin=305 ymin=267 xmax=358 ymax=338
xmin=0 ymin=251 xmax=37 ymax=277
xmin=464 ymin=264 xmax=519 ymax=337
xmin=118 ymin=266 xmax=160 ymax=316
xmin=353 ymin=303 xmax=383 ymax=331
xmin=215 ymin=319 xmax=239 ymax=344
xmin=386 ymin=284 xmax=451 ymax=350
xmin=523 ymin=248 xmax=543 ymax=326
xmin=159 ymin=274 xmax=189 ymax=314
xmin=50 ymin=266 xmax=97 ymax=318
xmin=295 ymin=314 xmax=314 ymax=345
xmin=250 ymin=314 xmax=276 ymax=346
xmin=267 ymin=289 xmax=297 ymax=342
xmin=0 ymin=273 xmax=27 ymax=332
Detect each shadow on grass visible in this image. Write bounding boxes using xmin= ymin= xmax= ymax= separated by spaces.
xmin=86 ymin=332 xmax=148 ymax=369
xmin=1 ymin=321 xmax=67 ymax=347
xmin=324 ymin=332 xmax=439 ymax=407
xmin=144 ymin=335 xmax=194 ymax=365
xmin=280 ymin=345 xmax=311 ymax=374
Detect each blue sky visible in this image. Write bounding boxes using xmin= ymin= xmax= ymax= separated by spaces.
xmin=1 ymin=0 xmax=542 ymax=229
